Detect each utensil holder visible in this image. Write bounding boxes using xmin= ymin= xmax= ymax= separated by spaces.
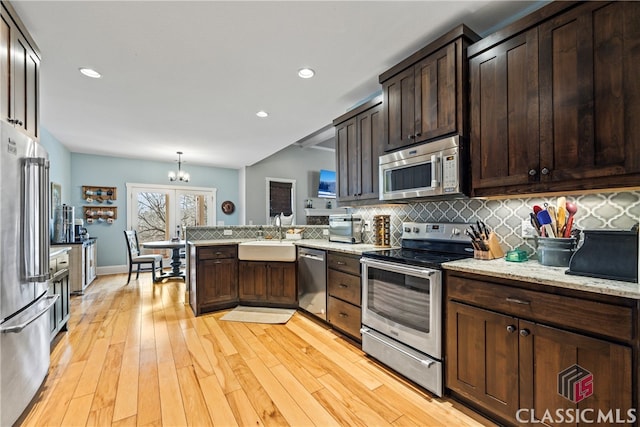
xmin=474 ymin=232 xmax=505 ymax=260
xmin=373 ymin=215 xmax=391 ymax=247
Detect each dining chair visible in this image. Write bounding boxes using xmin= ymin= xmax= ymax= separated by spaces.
xmin=123 ymin=230 xmax=163 ymax=284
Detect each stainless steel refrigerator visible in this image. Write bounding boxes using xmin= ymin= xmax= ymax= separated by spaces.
xmin=0 ymin=121 xmax=57 ymax=426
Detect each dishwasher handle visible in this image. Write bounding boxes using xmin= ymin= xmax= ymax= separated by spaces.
xmin=298 ymin=253 xmax=325 ymax=262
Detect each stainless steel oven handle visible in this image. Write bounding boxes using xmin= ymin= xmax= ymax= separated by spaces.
xmin=360 ymin=257 xmax=438 ymax=278
xmin=361 ymin=327 xmax=435 ymax=367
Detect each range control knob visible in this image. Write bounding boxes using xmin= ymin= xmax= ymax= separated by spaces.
xmin=404 ymin=227 xmax=411 ymax=233
xmin=413 ymin=227 xmax=420 ymax=233
xmin=451 ymin=227 xmax=461 ymax=236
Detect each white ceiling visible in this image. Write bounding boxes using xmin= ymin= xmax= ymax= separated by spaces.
xmin=12 ymin=1 xmax=544 ymax=169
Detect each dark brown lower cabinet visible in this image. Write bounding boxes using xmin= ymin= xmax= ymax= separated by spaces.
xmin=326 ymin=252 xmax=362 ymax=341
xmin=238 ymin=261 xmax=296 ymax=307
xmin=189 ymin=245 xmax=238 ymax=315
xmin=446 ymin=273 xmax=636 ymax=426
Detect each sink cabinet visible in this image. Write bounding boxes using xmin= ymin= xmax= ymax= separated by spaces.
xmin=469 ymin=1 xmax=640 ymax=197
xmin=446 ymin=271 xmax=636 ymax=425
xmin=238 ymin=261 xmax=297 ymax=307
xmin=378 ymin=25 xmax=480 ymax=152
xmin=189 ymin=245 xmax=238 ymax=315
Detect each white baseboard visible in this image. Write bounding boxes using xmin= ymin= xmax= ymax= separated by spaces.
xmin=97 ymin=265 xmax=128 ymax=275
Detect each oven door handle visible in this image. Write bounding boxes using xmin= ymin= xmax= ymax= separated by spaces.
xmin=360 ymin=257 xmax=438 ymax=278
xmin=360 ymin=327 xmax=435 ymax=367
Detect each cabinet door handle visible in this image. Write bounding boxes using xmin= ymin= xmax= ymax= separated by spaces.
xmin=541 ymin=167 xmax=550 ymax=175
xmin=519 ymin=329 xmax=530 ymax=337
xmin=339 ymin=284 xmax=348 ymax=288
xmin=506 ymin=297 xmax=530 ymax=305
xmin=506 ymin=325 xmax=516 ymax=333
xmin=339 ymin=312 xmax=348 ymax=318
xmin=336 ymin=261 xmax=346 ymax=265
xmin=528 ymin=169 xmax=537 ymax=176
xmin=415 ymin=133 xmax=422 ymax=137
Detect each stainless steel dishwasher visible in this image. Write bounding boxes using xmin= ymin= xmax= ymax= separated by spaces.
xmin=297 ymin=247 xmax=327 ymax=320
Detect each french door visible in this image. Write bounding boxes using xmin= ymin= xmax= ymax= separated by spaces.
xmin=126 ymin=183 xmax=216 ymax=245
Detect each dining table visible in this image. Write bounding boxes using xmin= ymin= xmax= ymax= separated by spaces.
xmin=141 ymin=239 xmax=186 ymax=281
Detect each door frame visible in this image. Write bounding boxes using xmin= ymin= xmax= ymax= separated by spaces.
xmin=125 ymin=182 xmax=217 ymax=235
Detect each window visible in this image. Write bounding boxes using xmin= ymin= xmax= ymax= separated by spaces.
xmin=126 ymin=183 xmax=216 ymax=244
xmin=266 ymin=177 xmax=296 ymax=224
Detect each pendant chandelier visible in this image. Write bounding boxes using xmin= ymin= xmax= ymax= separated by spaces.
xmin=168 ymin=151 xmax=190 ymax=182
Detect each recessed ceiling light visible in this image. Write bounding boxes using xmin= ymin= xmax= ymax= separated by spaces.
xmin=298 ymin=68 xmax=315 ymax=79
xmin=79 ymin=67 xmax=102 ymax=79
xmin=256 ymin=110 xmax=269 ymax=118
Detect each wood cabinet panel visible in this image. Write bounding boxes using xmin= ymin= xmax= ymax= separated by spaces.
xmin=265 ymin=262 xmax=297 ymax=304
xmin=334 ymin=100 xmax=383 ymax=203
xmin=383 ymin=66 xmax=415 ymax=151
xmin=327 ymin=252 xmax=360 ymax=276
xmin=238 ymin=260 xmax=296 ymax=306
xmin=380 ymin=26 xmax=479 ymax=153
xmin=415 ymin=43 xmax=457 ymax=141
xmin=446 ymin=271 xmax=637 ymax=425
xmin=192 ymin=245 xmax=238 ymax=314
xmin=199 ymin=258 xmax=238 ymax=307
xmin=327 ymin=269 xmax=360 ymax=306
xmin=239 ymin=261 xmax=268 ymax=302
xmin=538 ymin=1 xmax=640 ymax=182
xmin=470 ymin=1 xmax=640 ymax=196
xmin=470 ymin=29 xmax=539 ymax=190
xmin=1 ymin=3 xmax=39 ymax=138
xmin=327 ymin=296 xmax=361 ymax=340
xmin=447 ymin=275 xmax=633 ymax=342
xmin=519 ymin=320 xmax=633 ymax=424
xmin=446 ymin=301 xmax=519 ymax=422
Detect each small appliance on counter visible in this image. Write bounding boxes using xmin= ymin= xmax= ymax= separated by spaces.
xmin=52 ymin=204 xmax=75 ymax=243
xmin=329 ymin=214 xmax=363 ymax=244
xmin=567 ymin=228 xmax=638 ymax=283
xmin=74 ymin=218 xmax=88 ymax=241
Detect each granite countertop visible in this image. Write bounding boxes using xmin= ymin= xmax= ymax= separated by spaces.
xmin=188 ymin=238 xmax=390 ymax=255
xmin=50 ymin=246 xmax=71 ymax=257
xmin=443 ymin=258 xmax=640 ymax=300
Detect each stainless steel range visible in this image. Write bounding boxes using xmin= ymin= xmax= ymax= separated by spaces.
xmin=360 ymin=222 xmax=473 ymax=397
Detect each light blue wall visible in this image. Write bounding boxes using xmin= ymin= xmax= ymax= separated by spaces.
xmin=70 ymin=153 xmax=239 ymax=268
xmin=39 ymin=127 xmax=72 ymax=204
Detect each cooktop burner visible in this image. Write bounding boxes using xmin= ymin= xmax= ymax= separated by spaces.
xmin=361 ymin=222 xmax=474 ymax=268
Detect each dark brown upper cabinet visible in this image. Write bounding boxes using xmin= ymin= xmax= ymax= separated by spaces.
xmin=379 ymin=25 xmax=480 ymax=152
xmin=469 ymin=1 xmax=640 ymax=197
xmin=333 ymin=96 xmax=383 ymax=204
xmin=1 ymin=3 xmax=40 ymax=139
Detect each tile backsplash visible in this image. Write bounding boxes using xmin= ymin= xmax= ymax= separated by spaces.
xmin=352 ymin=190 xmax=640 ymax=253
xmin=186 ymin=190 xmax=639 ymax=257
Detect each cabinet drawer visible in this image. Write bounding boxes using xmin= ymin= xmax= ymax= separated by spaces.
xmin=328 ymin=269 xmax=361 ymax=306
xmin=327 ymin=253 xmax=360 ymax=276
xmin=49 ymin=253 xmax=69 ymax=277
xmin=447 ymin=275 xmax=633 ymax=342
xmin=328 ymin=296 xmax=361 ymax=340
xmin=197 ymin=245 xmax=237 ymax=260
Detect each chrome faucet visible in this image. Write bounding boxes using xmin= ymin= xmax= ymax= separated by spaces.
xmin=274 ymin=213 xmax=283 ymax=241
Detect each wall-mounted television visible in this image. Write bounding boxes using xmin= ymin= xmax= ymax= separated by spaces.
xmin=318 ymin=169 xmax=336 ymax=198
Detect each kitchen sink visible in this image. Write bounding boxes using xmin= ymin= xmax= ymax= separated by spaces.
xmin=238 ymin=240 xmax=296 ymax=262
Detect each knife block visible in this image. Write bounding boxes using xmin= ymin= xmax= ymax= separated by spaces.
xmin=474 ymin=232 xmax=505 ymax=260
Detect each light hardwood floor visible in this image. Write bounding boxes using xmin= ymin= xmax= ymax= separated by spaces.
xmin=20 ymin=273 xmax=494 ymax=426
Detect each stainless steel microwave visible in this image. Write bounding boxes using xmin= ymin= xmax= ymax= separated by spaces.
xmin=379 ymin=135 xmax=464 ymax=201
